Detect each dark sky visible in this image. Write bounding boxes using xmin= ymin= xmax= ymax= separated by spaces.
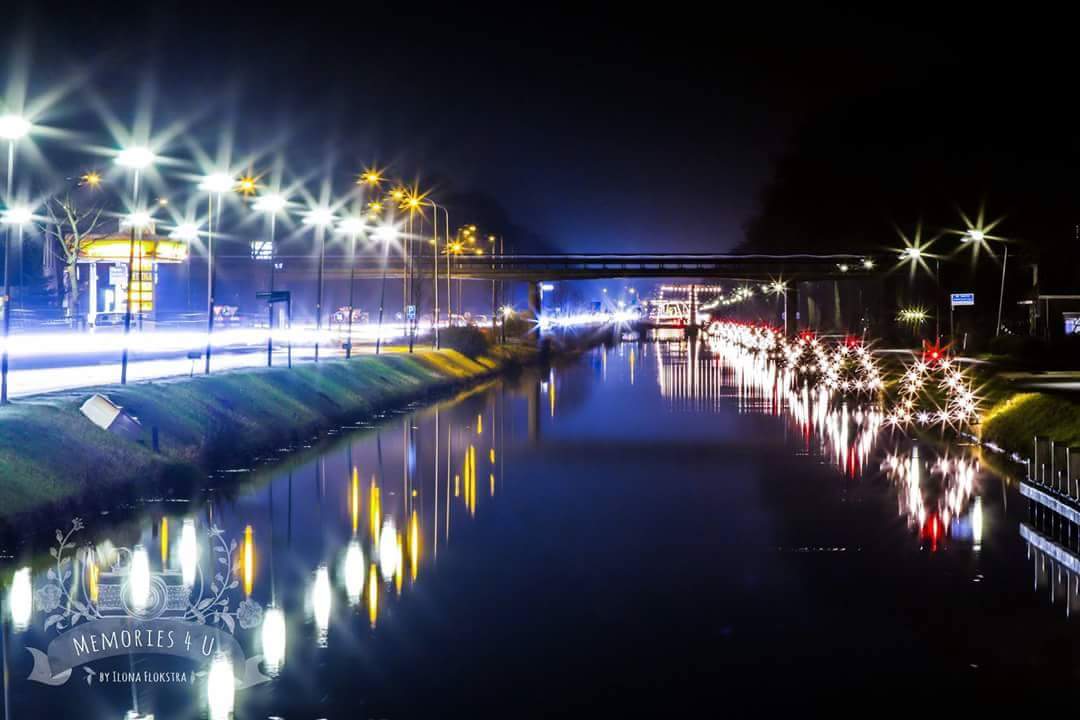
xmin=1 ymin=4 xmax=1047 ymax=252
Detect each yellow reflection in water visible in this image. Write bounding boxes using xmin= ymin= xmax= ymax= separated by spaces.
xmin=351 ymin=467 xmax=361 ymax=535
xmin=242 ymin=525 xmax=255 ymax=597
xmin=367 ymin=563 xmax=378 ymax=628
xmin=395 ymin=532 xmax=404 ymax=596
xmin=369 ymin=478 xmax=381 ymax=544
xmin=549 ymin=370 xmax=556 ymax=417
xmin=160 ymin=517 xmax=169 ymax=566
xmin=408 ymin=510 xmax=420 ymax=582
xmin=477 ymin=413 xmax=483 ymax=435
xmin=88 ymin=557 xmax=100 ymax=604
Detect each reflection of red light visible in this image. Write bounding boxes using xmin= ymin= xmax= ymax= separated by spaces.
xmin=920 ymin=514 xmax=942 ymax=552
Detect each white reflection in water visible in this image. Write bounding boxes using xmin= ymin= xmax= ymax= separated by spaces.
xmin=129 ymin=544 xmax=151 ymax=612
xmin=379 ymin=518 xmax=400 ymax=582
xmin=344 ymin=539 xmax=366 ymax=607
xmin=207 ymin=651 xmax=235 ymax=720
xmin=9 ymin=566 xmax=32 ymax=631
xmin=312 ymin=564 xmax=332 ymax=647
xmin=179 ymin=517 xmax=198 ymax=588
xmin=881 ymin=448 xmax=980 ymax=550
xmin=261 ymin=604 xmax=287 ymax=676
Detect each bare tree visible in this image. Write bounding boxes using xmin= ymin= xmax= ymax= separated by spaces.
xmin=38 ymin=194 xmax=106 ymax=326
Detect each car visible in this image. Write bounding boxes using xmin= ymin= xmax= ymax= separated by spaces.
xmin=92 ymin=312 xmax=125 ymax=327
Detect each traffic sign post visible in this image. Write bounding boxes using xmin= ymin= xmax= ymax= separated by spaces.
xmin=950 ymin=293 xmax=974 ymax=343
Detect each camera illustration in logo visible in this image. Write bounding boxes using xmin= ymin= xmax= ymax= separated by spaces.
xmin=96 ymin=545 xmax=192 ymax=620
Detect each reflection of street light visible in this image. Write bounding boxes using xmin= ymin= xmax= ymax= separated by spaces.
xmin=303 ymin=207 xmax=336 ymax=362
xmin=8 ymin=566 xmax=32 ymax=631
xmin=261 ymin=605 xmax=286 ymax=676
xmin=253 ymin=192 xmax=288 ymax=366
xmin=130 ymin=544 xmax=151 ymax=612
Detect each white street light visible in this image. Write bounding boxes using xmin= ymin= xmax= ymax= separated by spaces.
xmin=0 ymin=114 xmax=31 ymax=141
xmin=252 ymin=192 xmax=287 ymax=214
xmin=337 ymin=217 xmax=366 ymax=236
xmin=120 ymin=211 xmax=154 ymax=230
xmin=198 ymin=172 xmax=236 ymax=194
xmin=114 ymin=146 xmax=155 ymax=170
xmin=303 ymin=207 xmax=336 ymax=227
xmin=0 ymin=206 xmax=33 ymax=225
xmin=169 ymin=222 xmax=200 ymax=242
xmin=964 ymin=229 xmax=985 ymax=243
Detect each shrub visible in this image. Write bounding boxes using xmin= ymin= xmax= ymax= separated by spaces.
xmin=440 ymin=325 xmax=491 ymax=358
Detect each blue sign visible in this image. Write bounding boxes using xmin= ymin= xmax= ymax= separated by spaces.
xmin=407 ymin=304 xmax=416 ymax=320
xmin=950 ymin=293 xmax=975 ymax=307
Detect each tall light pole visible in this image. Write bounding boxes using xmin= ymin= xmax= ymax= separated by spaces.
xmin=198 ymin=172 xmax=235 ymax=374
xmin=374 ymin=224 xmax=399 ymax=355
xmin=338 ymin=216 xmax=365 ymax=360
xmin=303 ymin=207 xmax=336 ymax=362
xmin=254 ymin=193 xmax=288 ymax=366
xmin=0 ymin=115 xmax=30 ymax=402
xmin=961 ymin=228 xmax=1009 ymax=337
xmin=115 ymin=146 xmax=156 ymax=385
xmin=0 ymin=205 xmax=31 ymax=403
xmin=426 ymin=201 xmax=449 ymax=349
xmin=0 ymin=116 xmax=30 ymax=404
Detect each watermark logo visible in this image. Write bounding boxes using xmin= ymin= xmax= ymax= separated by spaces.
xmin=23 ymin=518 xmax=269 ymax=689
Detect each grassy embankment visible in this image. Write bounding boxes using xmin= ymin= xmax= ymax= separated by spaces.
xmin=877 ymin=351 xmax=1079 ymax=466
xmin=0 ymin=344 xmax=533 ymax=518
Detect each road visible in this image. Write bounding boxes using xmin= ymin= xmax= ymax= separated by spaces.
xmin=0 ymin=324 xmax=415 ymax=399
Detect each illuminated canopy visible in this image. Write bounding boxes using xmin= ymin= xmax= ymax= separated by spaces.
xmin=75 ymin=234 xmax=189 ymax=263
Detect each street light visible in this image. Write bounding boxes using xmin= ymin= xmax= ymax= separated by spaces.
xmin=338 ymin=216 xmax=366 ymax=360
xmin=0 ymin=115 xmax=30 ymax=142
xmin=960 ymin=225 xmax=1008 ymax=337
xmin=0 ymin=206 xmax=32 ymax=404
xmin=198 ymin=172 xmax=235 ymax=374
xmin=303 ymin=206 xmax=336 ymax=362
xmin=114 ymin=145 xmax=155 ymax=386
xmin=253 ymin=192 xmax=288 ymax=367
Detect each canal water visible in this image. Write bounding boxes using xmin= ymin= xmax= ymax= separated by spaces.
xmin=3 ymin=338 xmax=1080 ymax=717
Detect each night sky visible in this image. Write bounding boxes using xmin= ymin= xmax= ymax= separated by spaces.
xmin=2 ymin=6 xmax=1073 ymax=256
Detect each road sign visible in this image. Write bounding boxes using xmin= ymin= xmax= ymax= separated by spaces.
xmin=950 ymin=292 xmax=975 ymax=307
xmin=109 ymin=266 xmax=128 ymax=287
xmin=407 ymin=304 xmax=416 ymax=320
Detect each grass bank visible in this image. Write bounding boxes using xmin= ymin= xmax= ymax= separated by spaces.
xmin=0 ymin=345 xmax=534 ymax=519
xmin=979 ymin=390 xmax=1080 ymax=460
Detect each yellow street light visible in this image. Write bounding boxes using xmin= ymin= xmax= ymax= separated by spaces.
xmin=238 ymin=174 xmax=258 ymax=197
xmin=358 ymin=168 xmax=384 ymax=187
xmin=81 ymin=170 xmax=103 ymax=188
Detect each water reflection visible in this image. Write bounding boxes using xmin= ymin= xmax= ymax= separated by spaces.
xmin=3 ymin=341 xmax=1070 ymax=716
